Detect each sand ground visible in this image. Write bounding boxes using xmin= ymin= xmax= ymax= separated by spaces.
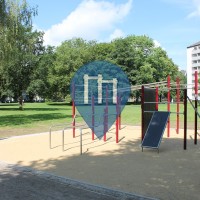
xmin=0 ymin=125 xmax=200 ymax=200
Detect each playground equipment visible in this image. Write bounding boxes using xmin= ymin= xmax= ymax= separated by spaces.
xmin=49 ymin=71 xmax=200 ymax=154
xmin=141 ymin=76 xmax=182 ymax=138
xmin=141 ymin=111 xmax=170 ymax=153
xmin=71 ymin=82 xmax=122 ymax=142
xmin=141 ymin=70 xmax=200 ymax=150
xmin=49 ymin=83 xmax=123 ymax=154
xmin=141 ymin=86 xmax=188 ymax=150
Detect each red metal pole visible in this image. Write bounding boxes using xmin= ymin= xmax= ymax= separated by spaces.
xmin=72 ymin=100 xmax=75 ymax=138
xmin=141 ymin=86 xmax=144 ymax=141
xmin=119 ymin=114 xmax=121 ymax=130
xmin=72 ymin=84 xmax=76 ymax=138
xmin=116 ymin=96 xmax=119 ymax=143
xmin=184 ymin=89 xmax=187 ymax=150
xmin=103 ymin=110 xmax=107 ymax=142
xmin=176 ymin=77 xmax=180 ymax=134
xmin=194 ymin=71 xmax=198 ymax=144
xmin=167 ymin=75 xmax=170 ymax=137
xmin=119 ymin=96 xmax=121 ymax=130
xmin=104 ymin=86 xmax=108 ymax=141
xmin=92 ymin=95 xmax=95 ymax=140
xmin=103 ymin=108 xmax=108 ymax=142
xmin=117 ymin=98 xmax=120 ymax=137
xmin=119 ymin=96 xmax=122 ymax=130
xmin=155 ymin=86 xmax=158 ymax=111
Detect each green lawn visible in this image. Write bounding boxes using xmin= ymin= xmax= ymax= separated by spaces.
xmin=0 ymin=102 xmax=198 ymax=138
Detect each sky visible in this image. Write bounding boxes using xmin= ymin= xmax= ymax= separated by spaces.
xmin=28 ymin=0 xmax=200 ymax=71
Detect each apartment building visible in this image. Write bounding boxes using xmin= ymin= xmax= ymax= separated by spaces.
xmin=187 ymin=41 xmax=200 ymax=100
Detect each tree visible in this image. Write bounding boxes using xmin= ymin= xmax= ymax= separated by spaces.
xmin=0 ymin=0 xmax=44 ymax=109
xmin=111 ymin=35 xmax=155 ymax=85
xmin=47 ymin=38 xmax=95 ymax=101
xmin=27 ymin=45 xmax=55 ymax=101
xmin=46 ymin=35 xmax=182 ymax=101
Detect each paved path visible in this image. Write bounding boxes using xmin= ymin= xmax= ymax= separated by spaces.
xmin=0 ymin=161 xmax=157 ymax=200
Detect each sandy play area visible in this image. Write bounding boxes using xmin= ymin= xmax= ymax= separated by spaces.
xmin=0 ymin=125 xmax=200 ymax=200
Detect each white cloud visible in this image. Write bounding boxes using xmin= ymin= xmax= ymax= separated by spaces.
xmin=153 ymin=40 xmax=161 ymax=48
xmin=153 ymin=39 xmax=166 ymax=51
xmin=187 ymin=0 xmax=200 ymax=18
xmin=44 ymin=0 xmax=133 ymax=46
xmin=108 ymin=29 xmax=124 ymax=41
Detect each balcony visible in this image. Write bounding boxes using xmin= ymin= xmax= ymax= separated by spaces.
xmin=192 ymin=63 xmax=200 ymax=68
xmin=192 ymin=48 xmax=200 ymax=54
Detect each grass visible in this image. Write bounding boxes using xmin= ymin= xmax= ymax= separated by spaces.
xmin=0 ymin=102 xmax=198 ymax=138
xmin=0 ymin=103 xmax=73 ymax=138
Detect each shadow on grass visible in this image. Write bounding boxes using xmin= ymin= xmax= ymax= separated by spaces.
xmin=0 ymin=113 xmax=72 ymax=126
xmin=0 ymin=103 xmax=18 ymax=106
xmin=0 ymin=107 xmax=71 ymax=111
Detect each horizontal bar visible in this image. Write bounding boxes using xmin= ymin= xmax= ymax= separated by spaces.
xmin=131 ymin=81 xmax=167 ymax=89
xmin=143 ymin=102 xmax=184 ymax=104
xmin=170 ymin=111 xmax=184 ymax=114
xmin=143 ymin=111 xmax=184 ymax=114
xmin=144 ymin=102 xmax=167 ymax=104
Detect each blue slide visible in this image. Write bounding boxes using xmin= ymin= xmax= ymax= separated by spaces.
xmin=141 ymin=111 xmax=170 ymax=153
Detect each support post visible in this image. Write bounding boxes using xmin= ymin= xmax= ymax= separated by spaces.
xmin=176 ymin=77 xmax=180 ymax=134
xmin=104 ymin=86 xmax=108 ymax=142
xmin=84 ymin=75 xmax=89 ymax=104
xmin=113 ymin=78 xmax=118 ymax=104
xmin=155 ymin=86 xmax=159 ymax=111
xmin=103 ymin=108 xmax=107 ymax=142
xmin=72 ymin=84 xmax=76 ymax=138
xmin=194 ymin=71 xmax=198 ymax=144
xmin=184 ymin=89 xmax=187 ymax=150
xmin=141 ymin=86 xmax=145 ymax=141
xmin=116 ymin=96 xmax=119 ymax=143
xmin=92 ymin=95 xmax=95 ymax=140
xmin=98 ymin=74 xmax=103 ymax=104
xmin=119 ymin=114 xmax=121 ymax=130
xmin=119 ymin=96 xmax=121 ymax=130
xmin=167 ymin=75 xmax=170 ymax=137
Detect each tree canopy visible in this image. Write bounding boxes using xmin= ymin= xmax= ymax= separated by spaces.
xmin=0 ymin=0 xmax=43 ymax=105
xmin=47 ymin=36 xmax=185 ymax=101
xmin=0 ymin=0 xmax=186 ymax=104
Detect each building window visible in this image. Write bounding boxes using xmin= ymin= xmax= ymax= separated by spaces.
xmin=194 ymin=47 xmax=197 ymax=50
xmin=192 ymin=54 xmax=197 ymax=57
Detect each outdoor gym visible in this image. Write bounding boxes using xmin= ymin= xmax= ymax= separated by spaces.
xmin=47 ymin=61 xmax=200 ymax=154
xmin=0 ymin=61 xmax=200 ymax=200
